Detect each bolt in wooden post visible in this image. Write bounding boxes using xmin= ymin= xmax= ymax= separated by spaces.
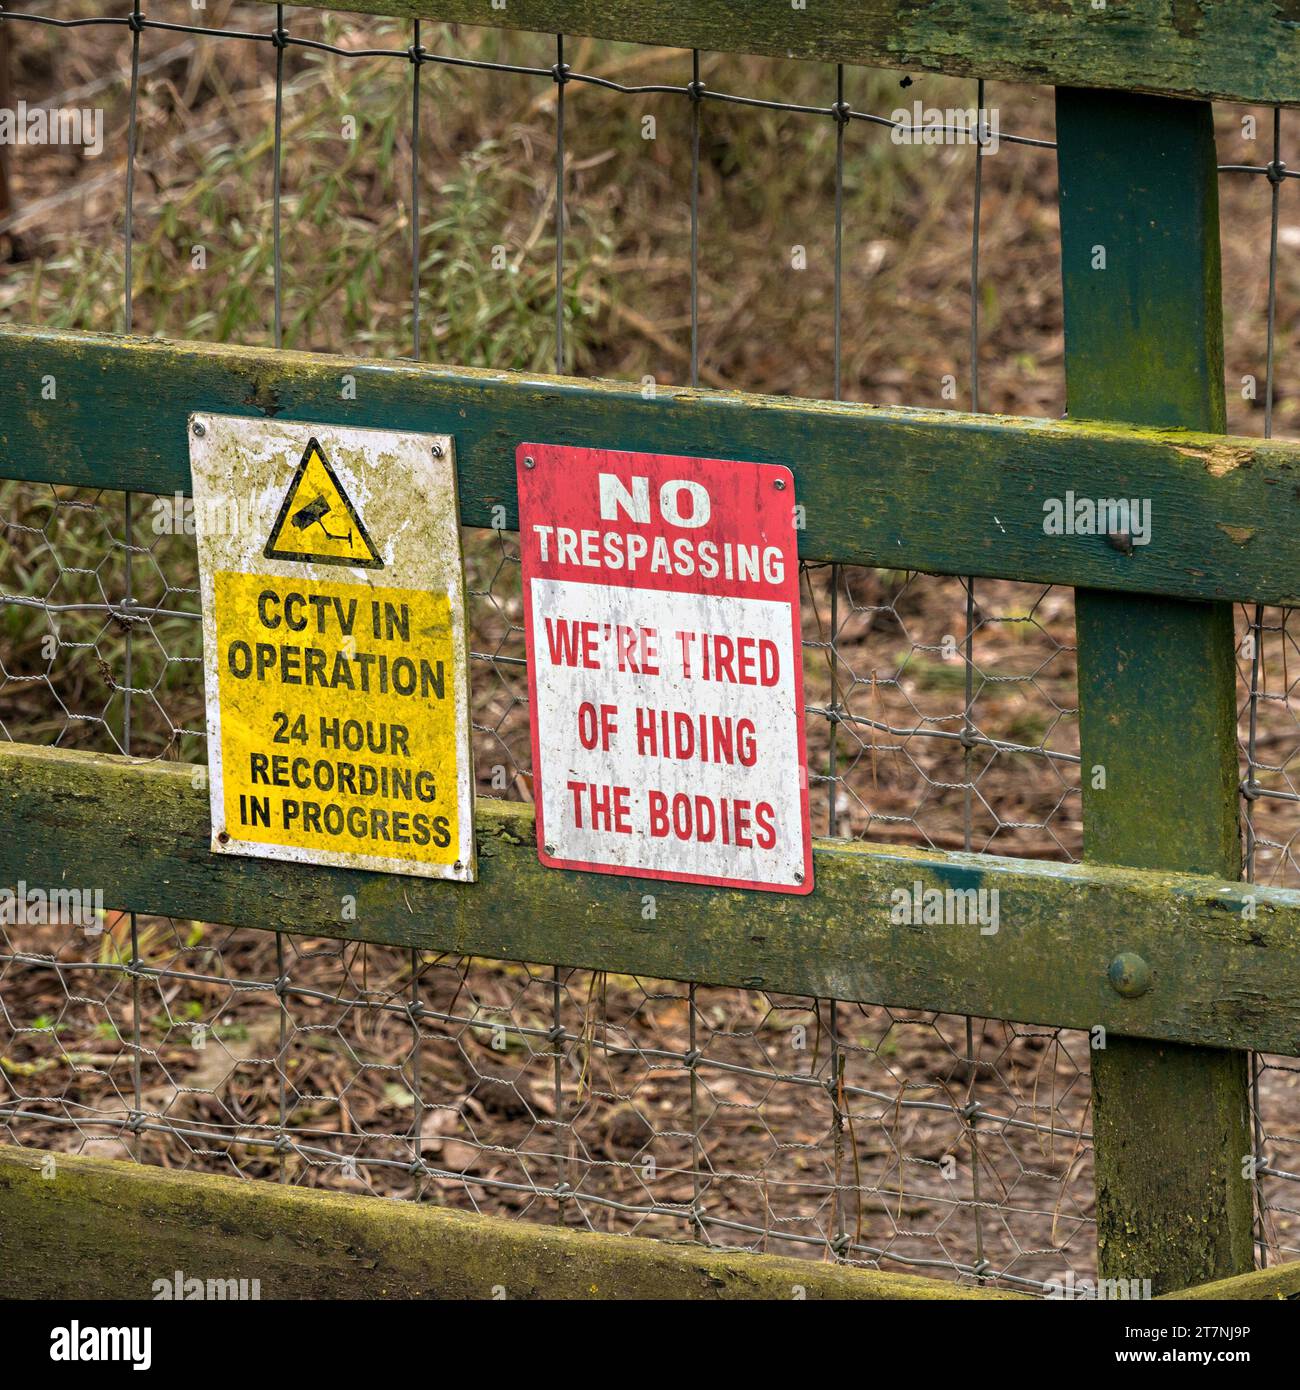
xmin=1056 ymin=88 xmax=1254 ymax=1293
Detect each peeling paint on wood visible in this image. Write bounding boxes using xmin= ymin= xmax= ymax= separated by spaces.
xmin=1173 ymin=442 xmax=1258 ymax=477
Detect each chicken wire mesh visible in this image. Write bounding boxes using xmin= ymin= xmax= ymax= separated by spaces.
xmin=0 ymin=2 xmax=1298 ymax=1293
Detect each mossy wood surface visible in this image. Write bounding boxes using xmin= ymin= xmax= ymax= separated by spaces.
xmin=4 ymin=741 xmax=1300 ymax=1055
xmin=2 ymin=325 xmax=1299 ymax=605
xmin=1057 ymin=90 xmax=1255 ymax=1294
xmin=0 ymin=1144 xmax=1021 ymax=1299
xmin=1159 ymin=1258 xmax=1300 ymax=1300
xmin=243 ymin=0 xmax=1300 ymax=107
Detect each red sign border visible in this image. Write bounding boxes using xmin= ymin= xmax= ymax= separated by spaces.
xmin=516 ymin=440 xmax=815 ymax=896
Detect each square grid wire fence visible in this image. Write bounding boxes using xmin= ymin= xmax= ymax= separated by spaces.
xmin=0 ymin=2 xmax=1299 ymax=1294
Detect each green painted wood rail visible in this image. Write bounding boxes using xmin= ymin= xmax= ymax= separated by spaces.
xmin=3 ymin=325 xmax=1299 ymax=605
xmin=243 ymin=0 xmax=1300 ymax=108
xmin=3 ymin=742 xmax=1300 ymax=1057
xmin=0 ymin=1144 xmax=1021 ymax=1300
xmin=2 ymin=1144 xmax=1296 ymax=1299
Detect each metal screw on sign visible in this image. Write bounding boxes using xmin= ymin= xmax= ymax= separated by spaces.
xmin=192 ymin=420 xmax=206 ymax=438
xmin=774 ymin=478 xmax=786 ymax=490
xmin=431 ymin=442 xmax=444 ymax=458
xmin=524 ymin=456 xmax=536 ymax=469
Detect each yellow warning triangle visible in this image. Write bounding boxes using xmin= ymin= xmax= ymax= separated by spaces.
xmin=264 ymin=438 xmax=383 ymax=569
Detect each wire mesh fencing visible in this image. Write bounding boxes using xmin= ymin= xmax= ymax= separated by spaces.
xmin=0 ymin=1 xmax=1298 ymax=1291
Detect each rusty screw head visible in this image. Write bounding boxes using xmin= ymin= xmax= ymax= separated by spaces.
xmin=1108 ymin=951 xmax=1151 ymax=998
xmin=1106 ymin=530 xmax=1134 ymax=556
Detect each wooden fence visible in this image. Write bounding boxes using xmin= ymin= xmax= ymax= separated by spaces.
xmin=2 ymin=0 xmax=1299 ymax=1298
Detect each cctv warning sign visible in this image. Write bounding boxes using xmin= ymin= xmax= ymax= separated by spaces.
xmin=517 ymin=443 xmax=812 ymax=894
xmin=264 ymin=437 xmax=383 ymax=568
xmin=189 ymin=417 xmax=475 ymax=881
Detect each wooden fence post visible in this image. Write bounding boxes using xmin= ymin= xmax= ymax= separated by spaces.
xmin=1056 ymin=88 xmax=1255 ymax=1292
